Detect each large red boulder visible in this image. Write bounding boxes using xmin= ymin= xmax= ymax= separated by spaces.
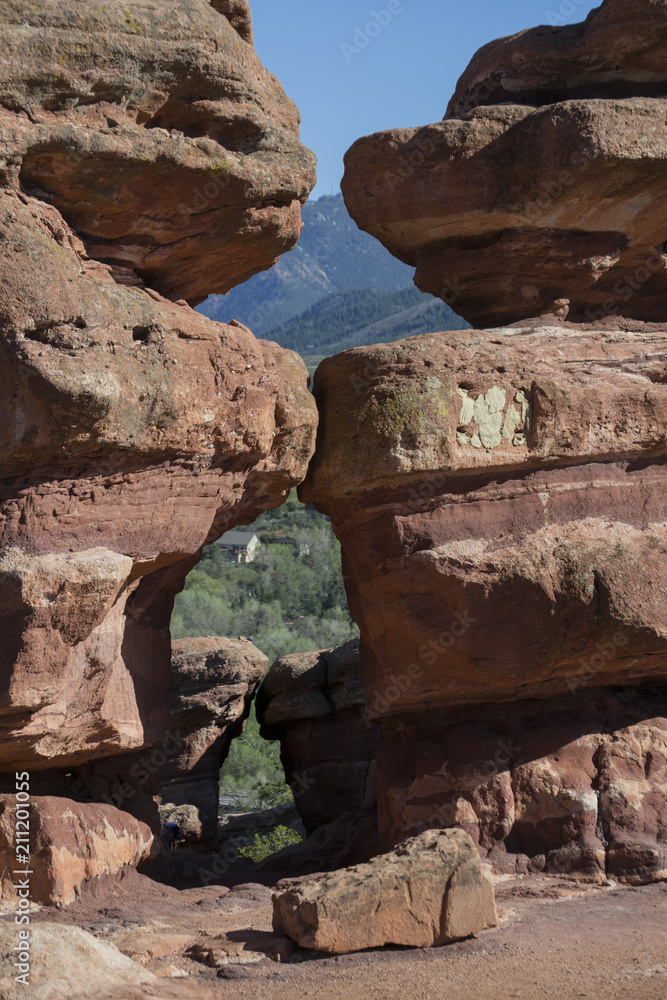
xmin=0 ymin=796 xmax=153 ymax=906
xmin=273 ymin=828 xmax=498 ymax=954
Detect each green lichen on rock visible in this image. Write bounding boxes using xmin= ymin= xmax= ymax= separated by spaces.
xmin=357 ymin=383 xmax=449 ymax=449
xmin=358 ymin=386 xmax=425 ymax=443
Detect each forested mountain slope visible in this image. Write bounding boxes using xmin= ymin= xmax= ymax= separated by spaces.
xmin=197 ymin=194 xmax=466 ymax=348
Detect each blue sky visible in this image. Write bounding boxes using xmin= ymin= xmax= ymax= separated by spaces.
xmin=250 ymin=0 xmax=601 ymax=199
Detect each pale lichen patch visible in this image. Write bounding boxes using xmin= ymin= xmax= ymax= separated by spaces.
xmin=502 ymin=404 xmax=521 ymax=441
xmin=457 ymin=387 xmax=474 ymax=425
xmin=485 ymin=385 xmax=506 ymax=414
xmin=456 ymin=383 xmax=532 ymax=452
xmin=516 ymin=389 xmax=531 ymax=430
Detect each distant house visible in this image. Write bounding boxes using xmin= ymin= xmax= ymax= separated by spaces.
xmin=215 ymin=530 xmax=261 ymax=564
xmin=279 ymin=535 xmax=310 ymax=557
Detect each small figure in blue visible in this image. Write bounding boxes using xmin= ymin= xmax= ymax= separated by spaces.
xmin=162 ymin=821 xmax=182 ymax=850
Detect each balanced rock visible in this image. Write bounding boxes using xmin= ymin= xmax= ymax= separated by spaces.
xmin=272 ymin=828 xmax=497 ymax=954
xmin=342 ymin=0 xmax=667 ymax=327
xmin=0 ymin=0 xmax=314 ymax=303
xmin=300 ymin=325 xmax=667 ymax=881
xmin=0 ymin=796 xmax=153 ymax=906
xmin=447 ymin=0 xmax=667 ymax=117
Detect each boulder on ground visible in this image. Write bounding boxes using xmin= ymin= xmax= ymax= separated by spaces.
xmin=272 ymin=828 xmax=497 ymax=954
xmin=0 ymin=796 xmax=153 ymax=906
xmin=0 ymin=922 xmax=214 ymax=1000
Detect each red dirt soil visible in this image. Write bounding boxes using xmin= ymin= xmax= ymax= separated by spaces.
xmin=26 ymin=866 xmax=667 ymax=1000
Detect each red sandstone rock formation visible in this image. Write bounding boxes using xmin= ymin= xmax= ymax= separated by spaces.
xmin=257 ymin=638 xmax=379 ymax=834
xmin=157 ymin=637 xmax=267 ymax=851
xmin=0 ymin=796 xmax=153 ymax=906
xmin=300 ymin=326 xmax=667 ymax=882
xmin=0 ymin=0 xmax=316 ymax=783
xmin=378 ymin=687 xmax=667 ymax=884
xmin=0 ymin=1 xmax=313 ymax=304
xmin=446 ymin=0 xmax=667 ymax=118
xmin=0 ymin=921 xmax=215 ymax=999
xmin=212 ymin=0 xmax=254 ymax=45
xmin=323 ymin=0 xmax=667 ymax=885
xmin=253 ymin=638 xmax=380 ymax=874
xmin=341 ymin=0 xmax=667 ymax=327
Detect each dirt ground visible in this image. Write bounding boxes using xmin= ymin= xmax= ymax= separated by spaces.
xmin=27 ymin=862 xmax=667 ymax=1000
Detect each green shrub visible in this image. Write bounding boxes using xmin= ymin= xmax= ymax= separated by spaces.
xmin=238 ymin=825 xmax=303 ymax=863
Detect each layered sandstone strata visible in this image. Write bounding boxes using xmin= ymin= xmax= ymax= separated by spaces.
xmin=300 ymin=325 xmax=667 ymax=881
xmin=342 ymin=0 xmax=667 ymax=327
xmin=0 ymin=0 xmax=317 ymax=777
xmin=259 ymin=635 xmax=667 ymax=882
xmin=378 ymin=687 xmax=667 ymax=884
